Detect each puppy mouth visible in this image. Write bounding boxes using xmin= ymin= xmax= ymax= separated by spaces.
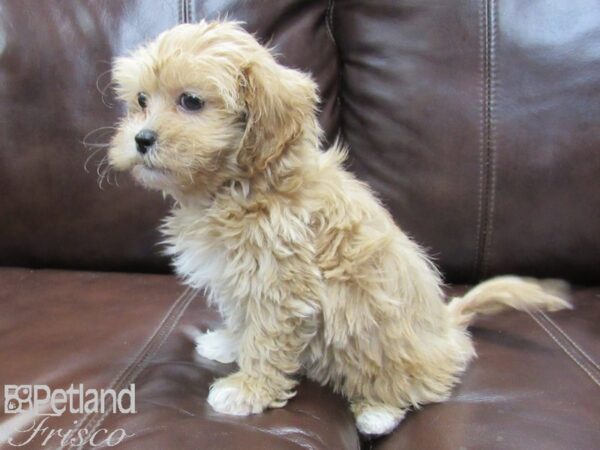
xmin=132 ymin=164 xmax=174 ymax=189
xmin=134 ymin=163 xmax=169 ymax=174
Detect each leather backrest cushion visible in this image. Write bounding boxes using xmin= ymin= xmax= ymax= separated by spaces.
xmin=334 ymin=0 xmax=600 ymax=283
xmin=0 ymin=0 xmax=176 ymax=272
xmin=1 ymin=0 xmax=598 ymax=283
xmin=190 ymin=2 xmax=600 ymax=283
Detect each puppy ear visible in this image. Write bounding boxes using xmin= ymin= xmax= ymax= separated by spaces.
xmin=238 ymin=56 xmax=319 ymax=174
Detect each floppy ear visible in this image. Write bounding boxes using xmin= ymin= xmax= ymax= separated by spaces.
xmin=238 ymin=56 xmax=319 ymax=174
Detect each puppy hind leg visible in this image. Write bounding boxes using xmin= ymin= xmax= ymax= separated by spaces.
xmin=351 ymin=399 xmax=407 ymax=436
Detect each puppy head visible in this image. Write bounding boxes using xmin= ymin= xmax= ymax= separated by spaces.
xmin=108 ymin=21 xmax=319 ymax=193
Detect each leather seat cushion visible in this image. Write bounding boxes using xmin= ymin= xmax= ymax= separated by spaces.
xmin=373 ymin=287 xmax=600 ymax=450
xmin=0 ymin=268 xmax=360 ymax=450
xmin=1 ymin=268 xmax=598 ymax=449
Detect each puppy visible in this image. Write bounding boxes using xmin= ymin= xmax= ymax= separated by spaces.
xmin=107 ymin=21 xmax=570 ymax=435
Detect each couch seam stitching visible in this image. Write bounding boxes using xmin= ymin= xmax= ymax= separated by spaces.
xmin=75 ymin=288 xmax=196 ymax=450
xmin=474 ymin=0 xmax=497 ymax=279
xmin=326 ymin=0 xmax=335 ymax=43
xmin=482 ymin=0 xmax=498 ymax=277
xmin=325 ymin=0 xmax=345 ymax=145
xmin=540 ymin=311 xmax=600 ymax=371
xmin=474 ymin=0 xmax=487 ymax=280
xmin=56 ymin=287 xmax=196 ymax=450
xmin=179 ymin=0 xmax=191 ymax=24
xmin=187 ymin=0 xmax=193 ymax=23
xmin=529 ymin=312 xmax=600 ymax=388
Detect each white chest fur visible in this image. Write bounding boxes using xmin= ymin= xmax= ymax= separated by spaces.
xmin=167 ymin=213 xmax=248 ymax=336
xmin=161 ymin=207 xmax=228 ymax=295
xmin=161 ymin=203 xmax=254 ymax=331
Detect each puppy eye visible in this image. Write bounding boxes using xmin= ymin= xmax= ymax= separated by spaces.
xmin=137 ymin=92 xmax=148 ymax=109
xmin=178 ymin=93 xmax=204 ymax=112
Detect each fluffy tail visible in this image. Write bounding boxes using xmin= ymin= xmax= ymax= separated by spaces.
xmin=448 ymin=276 xmax=572 ymax=327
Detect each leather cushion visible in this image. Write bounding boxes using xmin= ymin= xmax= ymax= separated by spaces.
xmin=1 ymin=0 xmax=598 ymax=282
xmin=332 ymin=0 xmax=600 ymax=282
xmin=0 ymin=0 xmax=174 ymax=273
xmin=373 ymin=287 xmax=600 ymax=450
xmin=1 ymin=268 xmax=598 ymax=449
xmin=0 ymin=268 xmax=360 ymax=450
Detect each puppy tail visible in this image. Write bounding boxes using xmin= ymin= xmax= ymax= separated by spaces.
xmin=447 ymin=276 xmax=572 ymax=328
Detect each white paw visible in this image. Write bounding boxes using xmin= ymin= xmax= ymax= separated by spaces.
xmin=195 ymin=329 xmax=238 ymax=364
xmin=356 ymin=407 xmax=405 ymax=436
xmin=207 ymin=377 xmax=264 ymax=416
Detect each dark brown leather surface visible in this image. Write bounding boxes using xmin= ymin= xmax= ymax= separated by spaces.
xmin=0 ymin=268 xmax=360 ymax=450
xmin=2 ymin=269 xmax=599 ymax=449
xmin=0 ymin=268 xmax=187 ymax=448
xmin=333 ymin=1 xmax=484 ymax=283
xmin=2 ymin=0 xmax=598 ymax=283
xmin=0 ymin=0 xmax=173 ymax=273
xmin=480 ymin=1 xmax=600 ymax=283
xmin=332 ymin=0 xmax=600 ymax=283
xmin=374 ymin=286 xmax=600 ymax=450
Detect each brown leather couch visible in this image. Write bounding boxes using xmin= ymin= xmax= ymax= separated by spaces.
xmin=1 ymin=1 xmax=598 ymax=449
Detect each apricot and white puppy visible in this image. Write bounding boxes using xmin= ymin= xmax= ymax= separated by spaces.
xmin=108 ymin=21 xmax=570 ymax=435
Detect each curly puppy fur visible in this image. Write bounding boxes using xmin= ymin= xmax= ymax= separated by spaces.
xmin=108 ymin=21 xmax=571 ymax=435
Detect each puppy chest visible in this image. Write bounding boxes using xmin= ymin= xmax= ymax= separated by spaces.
xmin=162 ymin=217 xmax=229 ymax=292
xmin=171 ymin=239 xmax=228 ymax=291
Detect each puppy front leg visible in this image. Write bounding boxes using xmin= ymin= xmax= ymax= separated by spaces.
xmin=207 ymin=291 xmax=320 ymax=416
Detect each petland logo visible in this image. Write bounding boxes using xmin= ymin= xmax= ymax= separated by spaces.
xmin=4 ymin=384 xmax=136 ymax=416
xmin=3 ymin=384 xmax=136 ymax=447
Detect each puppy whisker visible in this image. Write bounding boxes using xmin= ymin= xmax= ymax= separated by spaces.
xmin=84 ymin=147 xmax=107 ymax=173
xmin=96 ymin=67 xmax=117 ymax=108
xmin=96 ymin=155 xmax=119 ymax=189
xmin=84 ymin=142 xmax=111 ymax=149
xmin=108 ymin=167 xmax=120 ymax=187
xmin=82 ymin=126 xmax=117 ymax=147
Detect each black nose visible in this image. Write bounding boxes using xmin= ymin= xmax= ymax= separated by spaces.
xmin=135 ymin=129 xmax=157 ymax=154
